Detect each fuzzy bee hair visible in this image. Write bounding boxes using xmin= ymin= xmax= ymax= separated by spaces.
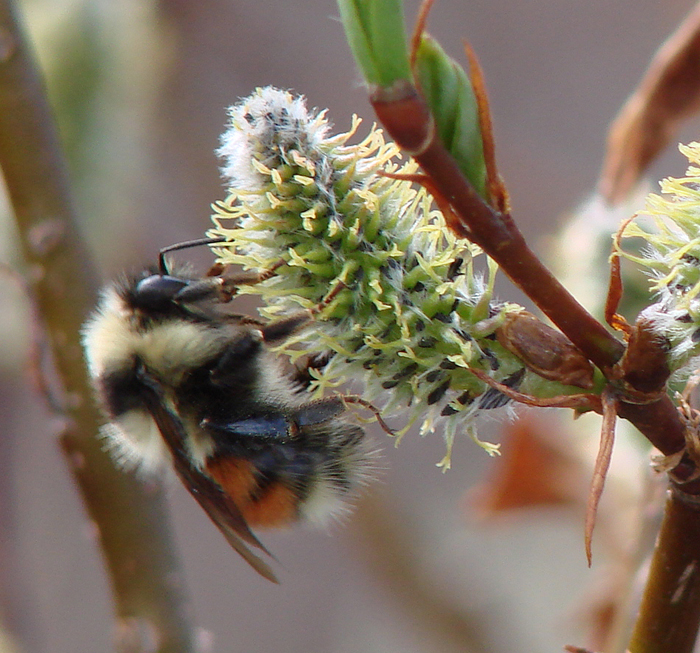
xmin=82 ymin=253 xmax=376 ymax=582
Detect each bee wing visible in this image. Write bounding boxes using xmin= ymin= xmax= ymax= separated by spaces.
xmin=137 ymin=370 xmax=279 ymax=583
xmin=207 ymin=516 xmax=279 ymax=584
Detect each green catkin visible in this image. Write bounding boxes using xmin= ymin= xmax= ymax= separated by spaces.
xmin=619 ymin=142 xmax=700 ymax=374
xmin=209 ymin=87 xmax=580 ymax=467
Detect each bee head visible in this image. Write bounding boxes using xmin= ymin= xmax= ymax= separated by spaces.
xmin=122 ymin=236 xmax=229 ymax=317
xmin=130 ymin=274 xmax=191 ymax=312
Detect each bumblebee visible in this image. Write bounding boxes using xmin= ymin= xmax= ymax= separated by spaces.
xmin=82 ymin=240 xmax=377 ymax=582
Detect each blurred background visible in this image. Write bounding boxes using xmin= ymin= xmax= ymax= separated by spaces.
xmin=1 ymin=0 xmax=698 ymax=651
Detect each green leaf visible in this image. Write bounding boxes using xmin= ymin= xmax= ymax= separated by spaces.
xmin=337 ymin=0 xmax=411 ymax=87
xmin=414 ymin=35 xmax=487 ymax=199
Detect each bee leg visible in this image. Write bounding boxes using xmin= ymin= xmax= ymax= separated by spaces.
xmin=260 ymin=312 xmax=315 ymax=345
xmin=261 ymin=281 xmax=347 ymax=345
xmin=217 ymin=259 xmax=287 ymax=301
xmin=175 ymin=259 xmax=287 ymax=304
xmin=341 ymin=395 xmax=395 ymax=435
xmin=292 ymin=351 xmax=334 ymax=389
xmin=209 ymin=331 xmax=266 ymax=384
xmin=295 ymin=396 xmax=346 ymax=426
xmin=202 ymin=414 xmax=292 ymax=441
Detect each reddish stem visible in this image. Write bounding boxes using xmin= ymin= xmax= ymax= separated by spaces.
xmin=369 ymin=81 xmax=688 ymax=462
xmin=371 ymin=83 xmax=622 ymax=370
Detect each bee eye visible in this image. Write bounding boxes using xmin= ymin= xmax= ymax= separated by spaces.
xmin=133 ymin=275 xmax=189 ymax=310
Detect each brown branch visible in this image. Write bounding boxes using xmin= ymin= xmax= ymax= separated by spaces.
xmin=371 ymin=82 xmax=623 ymax=370
xmin=599 ymin=1 xmax=700 ymax=204
xmin=627 ymin=489 xmax=700 ymax=653
xmin=0 ymin=1 xmax=194 ymax=649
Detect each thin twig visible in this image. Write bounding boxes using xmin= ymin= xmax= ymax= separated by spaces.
xmin=0 ymin=2 xmax=195 ymax=650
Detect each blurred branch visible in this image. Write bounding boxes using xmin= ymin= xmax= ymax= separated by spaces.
xmin=353 ymin=494 xmax=492 ymax=653
xmin=599 ymin=1 xmax=700 ymax=205
xmin=0 ymin=1 xmax=194 ymax=650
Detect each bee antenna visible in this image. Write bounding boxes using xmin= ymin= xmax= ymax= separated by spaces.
xmin=158 ymin=236 xmax=228 ymax=275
